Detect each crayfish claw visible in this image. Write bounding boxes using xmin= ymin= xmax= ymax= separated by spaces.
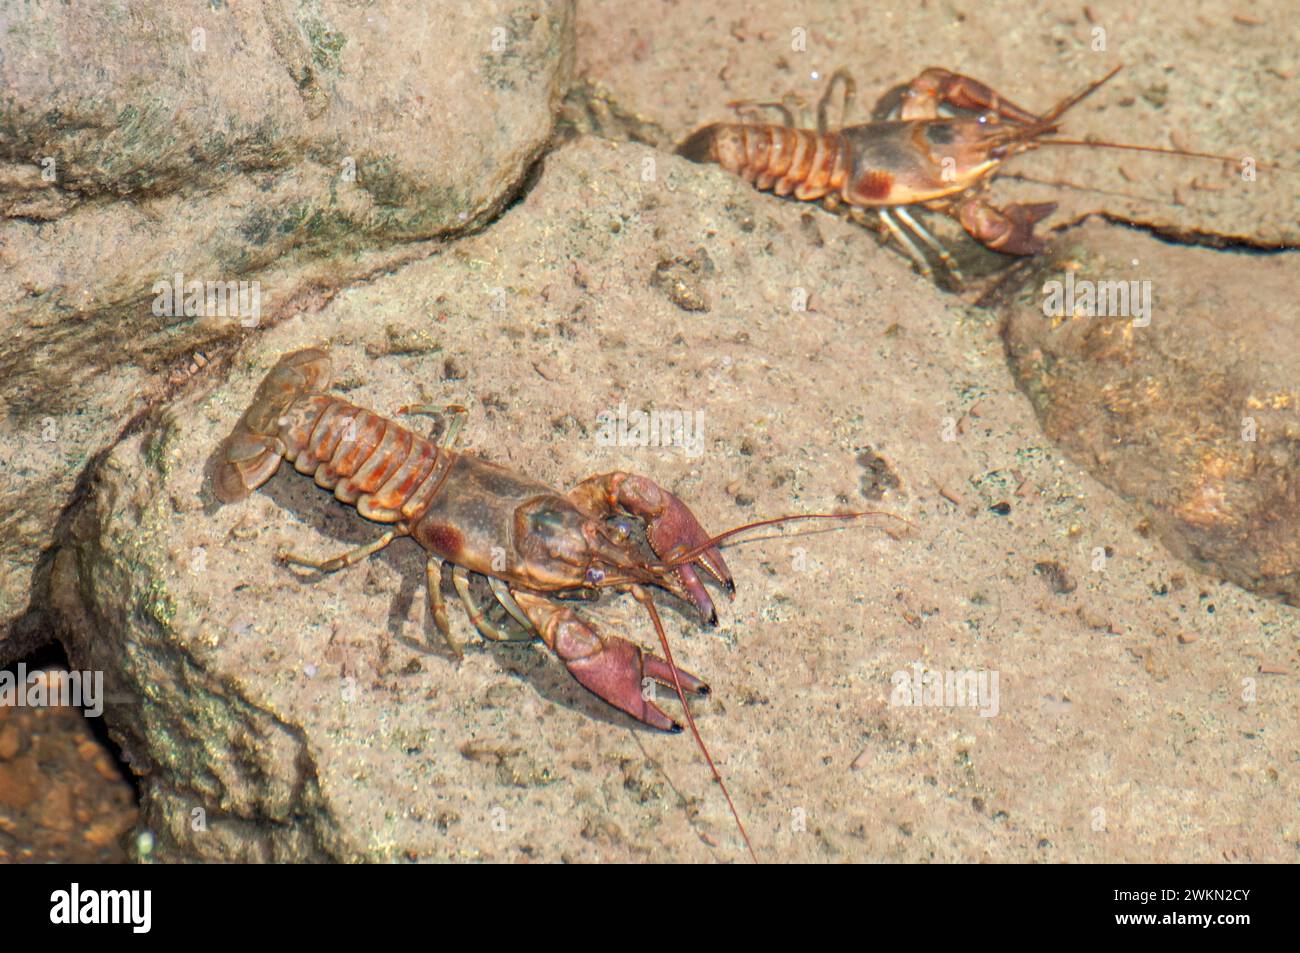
xmin=957 ymin=198 xmax=1058 ymax=256
xmin=674 ymin=562 xmax=720 ymax=626
xmin=902 ymin=68 xmax=1042 ymax=125
xmin=569 ymin=472 xmax=735 ymax=623
xmin=642 ymin=650 xmax=709 ymax=695
xmin=511 ymin=591 xmax=705 ymax=732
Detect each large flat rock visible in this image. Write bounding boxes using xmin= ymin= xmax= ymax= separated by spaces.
xmin=59 ymin=137 xmax=1297 ymax=861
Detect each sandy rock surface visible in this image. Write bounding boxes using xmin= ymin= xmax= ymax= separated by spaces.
xmin=58 ymin=137 xmax=1297 ymax=862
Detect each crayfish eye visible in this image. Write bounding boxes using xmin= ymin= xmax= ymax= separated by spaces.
xmin=585 ymin=566 xmax=606 ymax=585
xmin=606 ymin=516 xmax=637 ymax=541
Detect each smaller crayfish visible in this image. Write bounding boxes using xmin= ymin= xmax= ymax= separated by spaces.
xmin=680 ymin=65 xmax=1246 ymax=284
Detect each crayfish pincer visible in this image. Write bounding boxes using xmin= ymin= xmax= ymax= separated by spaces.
xmin=214 ymin=348 xmax=889 ymax=860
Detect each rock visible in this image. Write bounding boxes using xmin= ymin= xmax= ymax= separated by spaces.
xmin=0 ymin=721 xmax=24 ymax=761
xmin=999 ymin=218 xmax=1300 ymax=605
xmin=58 ymin=137 xmax=1298 ymax=862
xmin=0 ymin=0 xmax=575 ymax=646
xmin=36 ymin=783 xmax=74 ymax=832
xmin=0 ymin=701 xmax=137 ymax=861
xmin=0 ymin=758 xmax=39 ymax=811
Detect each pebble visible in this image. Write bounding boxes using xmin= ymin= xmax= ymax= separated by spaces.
xmin=0 ymin=723 xmax=24 ymax=760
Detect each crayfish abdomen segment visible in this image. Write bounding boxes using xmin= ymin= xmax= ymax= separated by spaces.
xmin=277 ymin=396 xmax=452 ymax=523
xmin=213 ymin=348 xmax=332 ymax=503
xmin=679 ymin=123 xmax=850 ymax=201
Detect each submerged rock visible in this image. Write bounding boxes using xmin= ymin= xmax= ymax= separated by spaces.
xmin=1000 ymin=219 xmax=1300 ymax=605
xmin=57 ymin=139 xmax=1297 ymax=862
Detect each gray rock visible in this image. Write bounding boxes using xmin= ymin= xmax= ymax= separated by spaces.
xmin=0 ymin=0 xmax=575 ymax=646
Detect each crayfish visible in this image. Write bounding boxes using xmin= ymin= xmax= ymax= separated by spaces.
xmin=679 ymin=65 xmax=1246 ymax=285
xmin=214 ymin=348 xmax=887 ymax=860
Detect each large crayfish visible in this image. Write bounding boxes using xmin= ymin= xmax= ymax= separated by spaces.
xmin=214 ymin=347 xmax=867 ymax=859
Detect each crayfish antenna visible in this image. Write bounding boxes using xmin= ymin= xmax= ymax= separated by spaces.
xmin=631 ymin=585 xmax=758 ymax=864
xmin=1037 ymin=63 xmax=1124 ymax=126
xmin=633 ymin=508 xmax=911 ymax=862
xmin=1026 ymin=65 xmax=1279 ymax=170
xmin=659 ymin=509 xmax=915 ymax=571
xmin=991 ymin=64 xmax=1125 ymax=152
xmin=1035 ymin=137 xmax=1278 ymax=169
